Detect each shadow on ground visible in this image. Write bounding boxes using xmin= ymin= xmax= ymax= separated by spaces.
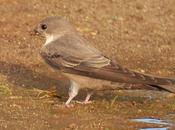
xmin=0 ymin=61 xmax=163 ymax=102
xmin=0 ymin=61 xmax=69 ymax=94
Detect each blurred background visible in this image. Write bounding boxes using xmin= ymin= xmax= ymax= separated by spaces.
xmin=0 ymin=0 xmax=175 ymax=130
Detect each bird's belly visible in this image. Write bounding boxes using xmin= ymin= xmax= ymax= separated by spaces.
xmin=62 ymin=72 xmax=119 ymax=90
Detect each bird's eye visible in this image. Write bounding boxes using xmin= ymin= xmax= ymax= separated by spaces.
xmin=41 ymin=24 xmax=47 ymax=30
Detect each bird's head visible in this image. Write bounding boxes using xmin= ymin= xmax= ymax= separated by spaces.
xmin=34 ymin=16 xmax=74 ymax=43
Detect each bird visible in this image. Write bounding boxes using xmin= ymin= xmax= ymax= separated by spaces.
xmin=34 ymin=16 xmax=175 ymax=106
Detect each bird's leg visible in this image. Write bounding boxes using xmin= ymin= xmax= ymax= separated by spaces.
xmin=76 ymin=91 xmax=93 ymax=104
xmin=83 ymin=91 xmax=93 ymax=104
xmin=65 ymin=81 xmax=79 ymax=106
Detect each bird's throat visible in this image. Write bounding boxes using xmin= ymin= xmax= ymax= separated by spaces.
xmin=45 ymin=35 xmax=57 ymax=45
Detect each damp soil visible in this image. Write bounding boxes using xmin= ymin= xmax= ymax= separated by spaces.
xmin=0 ymin=0 xmax=175 ymax=130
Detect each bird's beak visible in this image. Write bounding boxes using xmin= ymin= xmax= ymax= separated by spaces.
xmin=33 ymin=27 xmax=40 ymax=35
xmin=30 ymin=25 xmax=40 ymax=36
xmin=29 ymin=28 xmax=38 ymax=36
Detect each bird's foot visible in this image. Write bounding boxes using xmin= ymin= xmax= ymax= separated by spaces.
xmin=75 ymin=100 xmax=93 ymax=104
xmin=54 ymin=103 xmax=75 ymax=108
xmin=65 ymin=103 xmax=75 ymax=108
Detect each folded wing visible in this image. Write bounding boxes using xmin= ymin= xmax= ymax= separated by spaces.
xmin=40 ymin=33 xmax=175 ymax=93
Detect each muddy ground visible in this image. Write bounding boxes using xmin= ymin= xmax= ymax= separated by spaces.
xmin=0 ymin=0 xmax=175 ymax=130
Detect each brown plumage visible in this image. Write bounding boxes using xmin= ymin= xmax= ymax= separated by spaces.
xmin=35 ymin=16 xmax=175 ymax=105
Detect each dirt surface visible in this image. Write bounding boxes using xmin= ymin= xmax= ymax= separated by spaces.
xmin=0 ymin=0 xmax=175 ymax=130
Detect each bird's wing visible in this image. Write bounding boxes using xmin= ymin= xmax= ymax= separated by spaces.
xmin=41 ymin=33 xmax=111 ymax=68
xmin=40 ymin=33 xmax=175 ymax=92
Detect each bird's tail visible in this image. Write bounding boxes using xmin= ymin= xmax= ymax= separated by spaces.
xmin=129 ymin=71 xmax=175 ymax=93
xmin=150 ymin=84 xmax=175 ymax=93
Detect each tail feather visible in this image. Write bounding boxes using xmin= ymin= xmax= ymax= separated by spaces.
xmin=129 ymin=71 xmax=175 ymax=93
xmin=153 ymin=85 xmax=175 ymax=93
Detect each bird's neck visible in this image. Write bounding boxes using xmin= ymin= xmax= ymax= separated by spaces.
xmin=45 ymin=35 xmax=57 ymax=45
xmin=45 ymin=32 xmax=66 ymax=45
